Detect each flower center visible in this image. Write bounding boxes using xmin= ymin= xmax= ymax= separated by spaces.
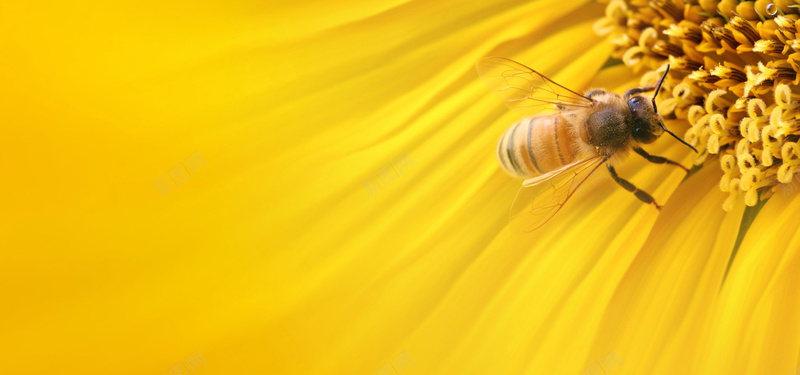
xmin=595 ymin=0 xmax=800 ymax=211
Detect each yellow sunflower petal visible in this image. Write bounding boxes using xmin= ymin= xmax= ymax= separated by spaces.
xmin=696 ymin=190 xmax=800 ymax=374
xmin=584 ymin=164 xmax=747 ymax=374
xmin=262 ymin=3 xmax=619 ymax=373
xmin=0 ymin=1 xmax=633 ymax=375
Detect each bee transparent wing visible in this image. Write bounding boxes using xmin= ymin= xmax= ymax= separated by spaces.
xmin=509 ymin=155 xmax=608 ymax=233
xmin=475 ymin=57 xmax=594 ymax=112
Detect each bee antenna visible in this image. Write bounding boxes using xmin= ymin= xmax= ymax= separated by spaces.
xmin=652 ymin=64 xmax=670 ymax=103
xmin=660 ymin=121 xmax=698 ymax=153
xmin=650 ymin=64 xmax=696 ymax=153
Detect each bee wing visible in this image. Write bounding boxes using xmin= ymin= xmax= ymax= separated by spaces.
xmin=475 ymin=57 xmax=594 ymax=112
xmin=509 ymin=155 xmax=608 ymax=233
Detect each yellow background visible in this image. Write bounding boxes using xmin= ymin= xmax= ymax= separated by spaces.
xmin=5 ymin=1 xmax=798 ymax=374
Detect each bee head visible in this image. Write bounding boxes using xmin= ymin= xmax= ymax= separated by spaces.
xmin=628 ymin=65 xmax=697 ymax=152
xmin=628 ymin=95 xmax=662 ymax=144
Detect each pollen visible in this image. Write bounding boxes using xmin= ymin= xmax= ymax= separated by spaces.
xmin=595 ymin=0 xmax=800 ymax=211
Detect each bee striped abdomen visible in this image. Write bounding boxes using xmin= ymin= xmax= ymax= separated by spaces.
xmin=496 ymin=115 xmax=578 ymax=179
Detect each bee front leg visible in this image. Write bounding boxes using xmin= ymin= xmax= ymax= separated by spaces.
xmin=633 ymin=147 xmax=689 ymax=173
xmin=607 ymin=165 xmax=662 ymax=210
xmin=623 ymin=86 xmax=655 ymax=99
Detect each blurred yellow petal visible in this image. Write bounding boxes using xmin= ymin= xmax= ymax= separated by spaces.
xmin=587 ymin=164 xmax=746 ymax=374
xmin=695 ymin=191 xmax=800 ymax=374
xmin=262 ymin=2 xmax=620 ymax=374
xmin=588 ymin=1 xmax=800 ymax=373
xmin=7 ymin=0 xmax=799 ymax=374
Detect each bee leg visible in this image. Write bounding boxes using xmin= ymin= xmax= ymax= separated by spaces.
xmin=633 ymin=147 xmax=690 ymax=173
xmin=623 ymin=86 xmax=655 ymax=99
xmin=585 ymin=89 xmax=606 ymax=99
xmin=562 ymin=89 xmax=605 ymax=110
xmin=607 ymin=165 xmax=662 ymax=210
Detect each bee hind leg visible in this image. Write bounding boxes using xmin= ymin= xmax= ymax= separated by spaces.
xmin=633 ymin=147 xmax=689 ymax=173
xmin=607 ymin=165 xmax=662 ymax=210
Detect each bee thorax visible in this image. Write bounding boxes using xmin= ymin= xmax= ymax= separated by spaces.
xmin=583 ymin=109 xmax=630 ymax=150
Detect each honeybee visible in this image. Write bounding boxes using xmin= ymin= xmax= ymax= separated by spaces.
xmin=475 ymin=57 xmax=697 ymax=232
